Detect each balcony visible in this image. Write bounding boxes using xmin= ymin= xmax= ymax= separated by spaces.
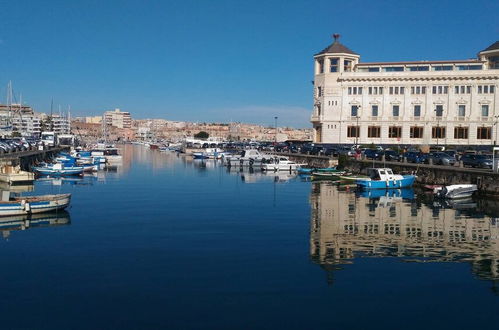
xmin=454 ymin=116 xmax=467 ymax=121
xmin=390 ymin=116 xmax=400 ymax=121
xmin=310 ymin=114 xmax=320 ymax=122
xmin=411 ymin=116 xmax=421 ymax=121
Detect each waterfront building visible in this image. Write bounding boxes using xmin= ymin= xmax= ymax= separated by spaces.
xmin=311 ymin=36 xmax=499 ymax=145
xmin=104 ymin=108 xmax=132 ymax=129
xmin=51 ymin=114 xmax=71 ymax=134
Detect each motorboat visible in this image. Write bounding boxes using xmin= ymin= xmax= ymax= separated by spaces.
xmin=433 ymin=184 xmax=477 ymax=199
xmin=193 ymin=148 xmax=225 ymax=160
xmin=356 ymin=168 xmax=416 ymax=189
xmin=224 ymin=149 xmax=270 ymax=167
xmin=261 ymin=156 xmax=304 ymax=172
xmin=0 ymin=193 xmax=71 ymax=216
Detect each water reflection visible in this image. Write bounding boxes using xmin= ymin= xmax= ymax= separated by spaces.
xmin=0 ymin=211 xmax=70 ymax=240
xmin=310 ymin=182 xmax=499 ymax=287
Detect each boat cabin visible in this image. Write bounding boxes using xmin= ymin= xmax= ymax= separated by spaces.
xmin=367 ymin=168 xmax=396 ymax=181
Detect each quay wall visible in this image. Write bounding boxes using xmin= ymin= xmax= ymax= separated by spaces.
xmin=0 ymin=147 xmax=66 ymax=171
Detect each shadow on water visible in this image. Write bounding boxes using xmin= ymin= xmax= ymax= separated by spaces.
xmin=0 ymin=210 xmax=71 ymax=240
xmin=310 ymin=182 xmax=499 ymax=294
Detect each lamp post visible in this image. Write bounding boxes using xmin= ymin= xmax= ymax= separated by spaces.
xmin=355 ymin=105 xmax=361 ymax=148
xmin=274 ymin=116 xmax=278 ymax=145
xmin=494 ymin=115 xmax=499 ymax=146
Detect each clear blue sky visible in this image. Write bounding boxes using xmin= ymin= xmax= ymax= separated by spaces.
xmin=0 ymin=0 xmax=497 ymax=127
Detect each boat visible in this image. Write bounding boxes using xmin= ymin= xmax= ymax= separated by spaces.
xmin=261 ymin=156 xmax=304 ymax=172
xmin=433 ymin=184 xmax=477 ymax=199
xmin=192 ymin=148 xmax=225 ymax=160
xmin=0 ymin=193 xmax=71 ymax=216
xmin=33 ymin=163 xmax=84 ymax=176
xmin=0 ymin=165 xmax=35 ymax=184
xmin=355 ymin=168 xmax=416 ymax=189
xmin=224 ymin=149 xmax=270 ymax=167
xmin=311 ymin=170 xmax=346 ymax=180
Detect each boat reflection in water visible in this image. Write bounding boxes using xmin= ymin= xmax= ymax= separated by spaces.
xmin=36 ymin=175 xmax=98 ymax=186
xmin=310 ymin=182 xmax=499 ymax=287
xmin=225 ymin=167 xmax=298 ymax=183
xmin=0 ymin=211 xmax=70 ymax=240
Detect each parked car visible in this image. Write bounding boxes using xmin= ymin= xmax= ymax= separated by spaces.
xmin=323 ymin=147 xmax=339 ymax=157
xmin=363 ymin=149 xmax=382 ymax=160
xmin=338 ymin=146 xmax=355 ymax=157
xmin=461 ymin=154 xmax=493 ymax=169
xmin=383 ymin=150 xmax=401 ymax=161
xmin=426 ymin=152 xmax=456 ymax=166
xmin=404 ymin=151 xmax=427 ymax=163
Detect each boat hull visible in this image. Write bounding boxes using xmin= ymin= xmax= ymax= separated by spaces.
xmin=0 ymin=194 xmax=71 ymax=217
xmin=356 ymin=175 xmax=416 ymax=189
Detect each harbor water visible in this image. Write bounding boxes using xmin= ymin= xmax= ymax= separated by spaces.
xmin=0 ymin=145 xmax=498 ymax=329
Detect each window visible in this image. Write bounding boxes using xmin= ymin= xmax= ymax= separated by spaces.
xmin=457 ymin=65 xmax=482 ymax=70
xmin=318 ymin=59 xmax=324 ymax=73
xmin=454 ymin=85 xmax=471 ymax=94
xmin=482 ymin=105 xmax=489 ymax=117
xmin=435 ymin=105 xmax=443 ymax=117
xmin=351 ymin=105 xmax=359 ymax=117
xmin=411 ymin=86 xmax=426 ymax=95
xmin=344 ymin=60 xmax=352 ymax=72
xmin=348 ymin=87 xmax=362 ymax=95
xmin=371 ymin=105 xmax=378 ymax=117
xmin=410 ymin=126 xmax=423 ymax=138
xmin=433 ymin=65 xmax=453 ymax=71
xmin=414 ymin=105 xmax=421 ymax=117
xmin=330 ymin=58 xmax=339 ymax=72
xmin=392 ymin=105 xmax=400 ymax=117
xmin=477 ymin=127 xmax=492 ymax=140
xmin=368 ymin=86 xmax=383 ymax=95
xmin=388 ymin=126 xmax=402 ymax=138
xmin=389 ymin=87 xmax=404 ymax=95
xmin=408 ymin=66 xmax=429 ymax=71
xmin=432 ymin=127 xmax=446 ymax=139
xmin=478 ymin=85 xmax=496 ymax=94
xmin=384 ymin=67 xmax=404 ymax=72
xmin=317 ymin=87 xmax=322 ymax=97
xmin=454 ymin=127 xmax=468 ymax=139
xmin=368 ymin=67 xmax=380 ymax=72
xmin=368 ymin=126 xmax=381 ymax=138
xmin=432 ymin=86 xmax=449 ymax=94
xmin=347 ymin=126 xmax=359 ymax=138
xmin=458 ymin=105 xmax=465 ymax=117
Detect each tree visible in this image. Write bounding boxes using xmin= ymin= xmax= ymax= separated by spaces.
xmin=194 ymin=131 xmax=209 ymax=139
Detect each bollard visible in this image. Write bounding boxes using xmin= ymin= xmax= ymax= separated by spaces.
xmin=403 ymin=157 xmax=407 ymax=163
xmin=459 ymin=161 xmax=464 ymax=168
xmin=429 ymin=158 xmax=433 ymax=166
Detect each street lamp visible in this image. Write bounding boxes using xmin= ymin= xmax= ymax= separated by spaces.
xmin=274 ymin=116 xmax=278 ymax=145
xmin=494 ymin=115 xmax=499 ymax=146
xmin=355 ymin=105 xmax=361 ymax=148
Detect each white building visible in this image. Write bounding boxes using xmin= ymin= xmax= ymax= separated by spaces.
xmin=311 ymin=35 xmax=499 ymax=146
xmin=104 ymin=108 xmax=132 ymax=129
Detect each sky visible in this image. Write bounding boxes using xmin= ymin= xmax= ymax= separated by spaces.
xmin=0 ymin=0 xmax=497 ymax=128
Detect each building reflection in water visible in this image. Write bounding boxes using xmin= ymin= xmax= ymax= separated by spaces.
xmin=0 ymin=211 xmax=71 ymax=240
xmin=310 ymin=182 xmax=499 ymax=288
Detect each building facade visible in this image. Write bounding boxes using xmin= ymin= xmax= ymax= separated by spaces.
xmin=104 ymin=108 xmax=132 ymax=129
xmin=311 ymin=36 xmax=499 ymax=146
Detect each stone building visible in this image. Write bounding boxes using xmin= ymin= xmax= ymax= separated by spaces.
xmin=311 ymin=35 xmax=499 ymax=146
xmin=103 ymin=108 xmax=132 ymax=129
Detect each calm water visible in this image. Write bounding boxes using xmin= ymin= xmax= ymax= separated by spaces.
xmin=1 ymin=145 xmax=498 ymax=329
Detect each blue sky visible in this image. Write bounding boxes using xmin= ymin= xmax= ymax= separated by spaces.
xmin=0 ymin=0 xmax=497 ymax=128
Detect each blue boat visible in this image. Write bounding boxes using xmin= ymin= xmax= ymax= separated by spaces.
xmin=357 ymin=188 xmax=415 ymax=199
xmin=356 ymin=168 xmax=416 ymax=189
xmin=33 ymin=163 xmax=84 ymax=176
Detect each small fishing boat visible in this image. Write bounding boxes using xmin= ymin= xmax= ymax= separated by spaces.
xmin=356 ymin=168 xmax=416 ymax=189
xmin=0 ymin=193 xmax=71 ymax=216
xmin=433 ymin=184 xmax=477 ymax=199
xmin=33 ymin=163 xmax=84 ymax=176
xmin=311 ymin=170 xmax=346 ymax=180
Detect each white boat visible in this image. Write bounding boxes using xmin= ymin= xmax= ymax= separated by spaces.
xmin=433 ymin=184 xmax=477 ymax=199
xmin=224 ymin=149 xmax=270 ymax=167
xmin=261 ymin=156 xmax=304 ymax=172
xmin=0 ymin=193 xmax=71 ymax=216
